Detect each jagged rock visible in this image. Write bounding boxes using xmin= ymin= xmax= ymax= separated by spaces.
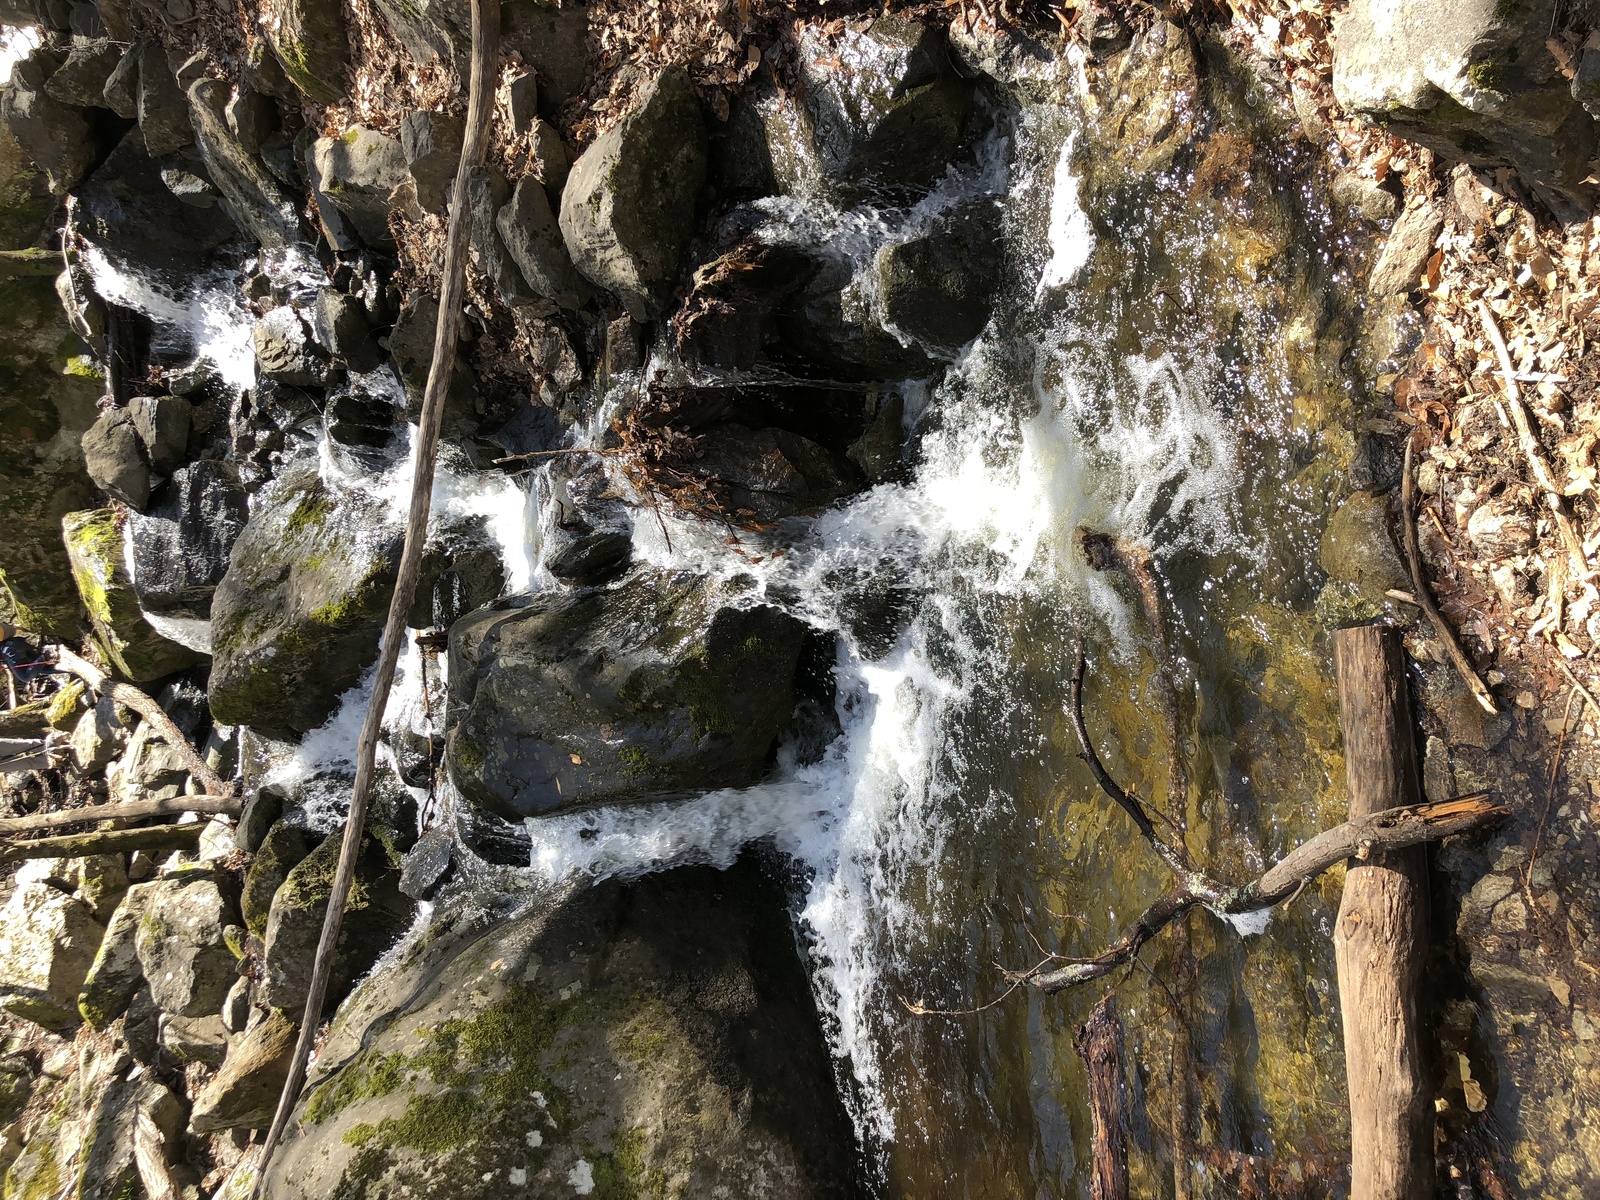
xmin=110 ymin=717 xmax=191 ymax=804
xmin=253 ymin=304 xmax=333 ymax=387
xmin=63 ymin=508 xmax=206 ymax=682
xmin=261 ymin=827 xmax=414 ymax=1013
xmin=1317 ymin=491 xmax=1410 ymax=604
xmin=0 ymin=53 xmax=99 ymax=194
xmin=710 ymin=93 xmax=778 ymax=200
xmin=208 ymin=464 xmax=402 ymax=737
xmin=409 ymin=517 xmax=506 ymax=629
xmin=159 ymin=1011 xmax=229 ymax=1064
xmin=42 ymin=38 xmax=121 ymax=107
xmin=467 ymin=165 xmax=549 ymax=314
xmin=264 ymin=0 xmax=349 ymax=102
xmin=0 ymin=882 xmax=104 ymax=1029
xmin=308 ymin=126 xmax=407 ymax=250
xmin=322 ymin=383 xmax=403 ymax=474
xmin=226 ymin=84 xmax=276 ymax=153
xmin=506 ymin=68 xmax=538 ymax=134
xmin=1332 ymin=0 xmax=1596 ymax=219
xmin=221 ymin=975 xmax=250 ymax=1033
xmin=948 ymin=18 xmax=1060 ymax=102
xmin=559 ymin=66 xmax=707 ymax=320
xmin=447 ymin=568 xmax=808 ymax=820
xmin=794 ymin=17 xmax=974 ymax=198
xmin=240 ymin=819 xmax=312 ymax=937
xmin=102 ymin=40 xmax=140 ymax=117
xmin=399 ymin=108 xmax=463 ymax=215
xmin=539 ymin=458 xmax=631 ymax=585
xmin=876 ymin=201 xmax=1002 ymax=353
xmin=387 ymin=292 xmax=479 ymax=424
xmin=133 ymin=864 xmax=238 ymax=1018
xmin=123 ymin=984 xmax=160 ymax=1064
xmin=78 ymin=881 xmax=153 ymax=1029
xmin=79 ymin=1075 xmax=183 ymax=1200
xmin=187 ymin=77 xmax=303 ymax=247
xmin=127 ymin=459 xmax=249 ymax=620
xmin=161 ymin=163 xmax=220 ymax=207
xmin=138 ymin=42 xmax=193 ymax=157
xmin=1330 ymin=170 xmax=1401 ymax=223
xmin=778 ymin=254 xmax=938 ymax=379
xmin=70 ymin=696 xmax=128 ymax=773
xmin=398 ymin=827 xmax=453 ymax=901
xmin=1368 ymin=202 xmax=1443 ymax=296
xmin=310 ymin=288 xmax=382 ymax=373
xmin=261 ymin=858 xmax=861 ymax=1199
xmin=496 ymin=173 xmax=592 ymax=311
xmin=130 ymin=393 xmax=191 ymax=474
xmin=688 ymin=425 xmax=861 ymax=521
xmin=81 ymin=408 xmax=150 ymax=509
xmin=529 ymin=117 xmax=569 ymax=194
xmin=190 ymin=1010 xmax=298 ymax=1133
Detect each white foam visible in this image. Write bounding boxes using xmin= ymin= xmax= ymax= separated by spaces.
xmin=1035 ymin=134 xmax=1095 ymax=296
xmin=1219 ymin=907 xmax=1273 ymax=938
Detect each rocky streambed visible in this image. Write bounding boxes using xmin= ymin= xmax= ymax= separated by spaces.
xmin=0 ymin=0 xmax=1597 ymax=1198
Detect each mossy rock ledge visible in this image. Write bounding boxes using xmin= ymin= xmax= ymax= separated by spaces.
xmin=259 ymin=857 xmax=866 ymax=1199
xmin=207 ymin=463 xmax=403 ymax=738
xmin=446 ymin=568 xmax=809 ymax=821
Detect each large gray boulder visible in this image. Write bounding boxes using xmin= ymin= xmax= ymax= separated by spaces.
xmin=208 ymin=464 xmax=402 ymax=737
xmin=259 ymin=858 xmax=862 ymax=1198
xmin=876 ymin=200 xmax=1002 ymax=354
xmin=81 ymin=408 xmax=150 ymax=510
xmin=308 ymin=127 xmax=408 ymax=249
xmin=0 ymin=882 xmax=105 ymax=1029
xmin=497 ymin=173 xmax=592 ymax=311
xmin=78 ymin=882 xmax=154 ymax=1029
xmin=1332 ymin=0 xmax=1597 ymax=219
xmin=0 ymin=47 xmax=99 ymax=194
xmin=187 ymin=77 xmax=304 ymax=247
xmin=446 ymin=569 xmax=809 ymax=820
xmin=127 ymin=459 xmax=249 ymax=620
xmin=559 ymin=66 xmax=707 ymax=320
xmin=399 ymin=108 xmax=463 ymax=215
xmin=42 ymin=39 xmax=122 ymax=107
xmin=137 ymin=42 xmax=193 ymax=157
xmin=264 ymin=0 xmax=349 ymax=102
xmin=133 ymin=865 xmax=238 ymax=1018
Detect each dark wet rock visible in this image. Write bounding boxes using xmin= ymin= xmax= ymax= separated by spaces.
xmin=467 ymin=165 xmax=550 ymax=314
xmin=398 ymin=827 xmax=454 ymax=901
xmin=254 ymin=304 xmax=333 ymax=387
xmin=322 ymin=383 xmax=404 ymax=474
xmin=209 ymin=464 xmax=403 ymax=737
xmin=130 ymin=393 xmax=191 ymax=474
xmin=1368 ymin=202 xmax=1443 ymax=296
xmin=70 ymin=128 xmax=239 ymax=277
xmin=0 ymin=53 xmax=99 ymax=194
xmin=410 ymin=516 xmax=506 ymax=630
xmin=127 ymin=460 xmax=249 ymax=618
xmin=949 ymin=18 xmax=1061 ymax=101
xmin=1332 ymin=0 xmax=1597 ymax=219
xmin=540 ymin=458 xmax=631 ymax=585
xmin=266 ymin=0 xmax=349 ymax=103
xmin=877 ymin=201 xmax=1002 ymax=354
xmin=262 ymin=856 xmax=863 ymax=1199
xmin=778 ymin=254 xmax=939 ymax=379
xmin=1083 ymin=20 xmax=1199 ymax=187
xmin=241 ymin=819 xmax=313 ymax=938
xmin=261 ymin=826 xmax=415 ymax=1014
xmin=559 ymin=65 xmax=707 ymax=320
xmin=133 ymin=864 xmax=238 ymax=1018
xmin=309 ymin=288 xmax=382 ymax=372
xmin=672 ymin=240 xmax=809 ymax=371
xmin=447 ymin=569 xmax=808 ymax=820
xmin=848 ymin=389 xmax=907 ymax=484
xmin=309 ymin=126 xmax=407 ymax=249
xmin=80 ymin=409 xmax=146 ymax=507
xmin=237 ymin=787 xmax=283 ymax=854
xmin=1317 ymin=491 xmax=1408 ymax=604
xmin=79 ymin=1074 xmax=183 ymax=1200
xmin=0 ymin=882 xmax=104 ymax=1029
xmin=710 ymin=93 xmax=777 ymax=200
xmin=42 ymin=38 xmax=121 ymax=108
xmin=138 ymin=41 xmax=193 ymax=157
xmin=187 ymin=77 xmax=303 ymax=247
xmin=191 ymin=1010 xmax=298 ymax=1133
xmin=77 ymin=881 xmax=152 ymax=1029
xmin=399 ymin=107 xmax=463 ymax=215
xmin=226 ymin=83 xmax=277 ymax=154
xmin=64 ymin=507 xmax=206 ymax=681
xmin=688 ymin=425 xmax=861 ymax=522
xmin=496 ymin=172 xmax=592 ymax=311
xmin=101 ymin=39 xmax=140 ymax=117
xmin=387 ymin=292 xmax=479 ymax=427
xmin=796 ymin=17 xmax=973 ymax=198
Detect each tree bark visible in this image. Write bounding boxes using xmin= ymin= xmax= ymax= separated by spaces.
xmin=0 ymin=795 xmax=240 ymax=834
xmin=0 ymin=823 xmax=205 ymax=864
xmin=1332 ymin=625 xmax=1434 ymax=1200
xmin=1074 ymin=994 xmax=1129 ymax=1200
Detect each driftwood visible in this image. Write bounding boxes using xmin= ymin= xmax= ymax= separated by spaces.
xmin=1074 ymin=994 xmax=1129 ymax=1200
xmin=251 ymin=0 xmax=500 ymax=1191
xmin=1332 ymin=625 xmax=1433 ymax=1200
xmin=0 ymin=823 xmax=205 ymax=865
xmin=1399 ymin=437 xmax=1497 ymax=714
xmin=0 ymin=795 xmax=240 ymax=835
xmin=52 ymin=646 xmax=230 ymax=796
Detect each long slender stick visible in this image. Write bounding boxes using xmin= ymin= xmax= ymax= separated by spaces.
xmin=248 ymin=4 xmax=499 ymax=1191
xmin=52 ymin=646 xmax=231 ymax=796
xmin=0 ymin=794 xmax=240 ymax=835
xmin=0 ymin=822 xmax=206 ymax=865
xmin=1399 ymin=437 xmax=1497 ymax=714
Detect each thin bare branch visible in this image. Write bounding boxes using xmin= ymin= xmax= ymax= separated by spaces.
xmin=0 ymin=795 xmax=240 ymax=835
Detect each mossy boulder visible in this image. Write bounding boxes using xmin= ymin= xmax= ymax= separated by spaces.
xmin=191 ymin=1010 xmax=299 ymax=1133
xmin=558 ymin=65 xmax=708 ymax=320
xmin=265 ymin=0 xmax=350 ymax=103
xmin=260 ymin=826 xmax=415 ymax=1015
xmin=133 ymin=865 xmax=239 ymax=1018
xmin=61 ymin=508 xmax=205 ymax=683
xmin=0 ymin=882 xmax=105 ymax=1030
xmin=78 ymin=881 xmax=154 ymax=1030
xmin=260 ymin=856 xmax=864 ymax=1198
xmin=446 ymin=569 xmax=809 ymax=821
xmin=208 ymin=464 xmax=402 ymax=738
xmin=240 ymin=819 xmax=313 ymax=938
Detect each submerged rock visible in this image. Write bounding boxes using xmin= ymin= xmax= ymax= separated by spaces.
xmin=1317 ymin=491 xmax=1410 ymax=604
xmin=559 ymin=66 xmax=708 ymax=320
xmin=261 ymin=857 xmax=864 ymax=1198
xmin=0 ymin=882 xmax=104 ymax=1029
xmin=876 ymin=200 xmax=1002 ymax=353
xmin=208 ymin=465 xmax=402 ymax=737
xmin=447 ymin=569 xmax=808 ymax=820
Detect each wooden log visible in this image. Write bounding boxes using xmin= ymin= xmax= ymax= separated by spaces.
xmin=1332 ymin=625 xmax=1433 ymax=1200
xmin=0 ymin=822 xmax=205 ymax=865
xmin=1074 ymin=994 xmax=1129 ymax=1200
xmin=0 ymin=795 xmax=241 ymax=835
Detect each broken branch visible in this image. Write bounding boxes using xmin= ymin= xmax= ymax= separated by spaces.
xmin=0 ymin=795 xmax=241 ymax=835
xmin=0 ymin=822 xmax=206 ymax=865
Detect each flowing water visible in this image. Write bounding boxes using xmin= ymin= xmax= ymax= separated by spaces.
xmin=84 ymin=37 xmax=1378 ymax=1198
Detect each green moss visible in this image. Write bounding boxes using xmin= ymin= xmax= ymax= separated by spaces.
xmin=1467 ymin=60 xmax=1510 ymax=92
xmin=587 ymin=1128 xmax=673 ymax=1200
xmin=307 ymin=1051 xmax=406 ymax=1125
xmin=618 ymin=745 xmax=654 ymax=779
xmin=44 ymin=679 xmax=85 ymax=729
xmin=285 ymin=493 xmax=333 ymax=538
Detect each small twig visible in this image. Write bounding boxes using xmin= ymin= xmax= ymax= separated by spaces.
xmin=51 ymin=645 xmax=231 ymax=795
xmin=1553 ymin=657 xmax=1600 ymax=722
xmin=0 ymin=795 xmax=240 ymax=834
xmin=1477 ymin=300 xmax=1592 ymax=578
xmin=1400 ymin=437 xmax=1498 ymax=714
xmin=490 ymin=447 xmax=614 ymax=466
